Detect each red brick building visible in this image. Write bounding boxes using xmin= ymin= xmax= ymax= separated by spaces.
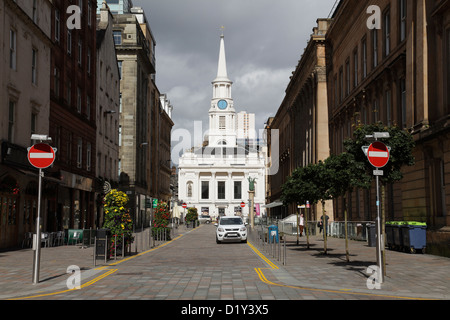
xmin=48 ymin=0 xmax=97 ymax=230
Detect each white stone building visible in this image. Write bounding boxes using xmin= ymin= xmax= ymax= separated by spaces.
xmin=178 ymin=35 xmax=266 ymax=221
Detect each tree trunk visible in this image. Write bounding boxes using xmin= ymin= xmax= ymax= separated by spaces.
xmin=322 ymin=200 xmax=327 ymax=255
xmin=344 ymin=196 xmax=350 ymax=262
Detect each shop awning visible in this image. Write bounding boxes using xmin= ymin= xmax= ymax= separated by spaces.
xmin=262 ymin=201 xmax=283 ymax=209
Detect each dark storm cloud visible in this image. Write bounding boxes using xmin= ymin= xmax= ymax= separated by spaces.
xmin=133 ymin=0 xmax=338 ymax=138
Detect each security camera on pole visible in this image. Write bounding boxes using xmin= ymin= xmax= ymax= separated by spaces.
xmin=362 ymin=132 xmax=390 ymax=284
xmin=28 ymin=135 xmax=57 ymax=284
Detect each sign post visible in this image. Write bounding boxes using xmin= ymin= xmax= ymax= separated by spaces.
xmin=364 ymin=137 xmax=390 ymax=284
xmin=28 ymin=143 xmax=55 ymax=284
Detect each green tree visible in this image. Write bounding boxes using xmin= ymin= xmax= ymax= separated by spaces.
xmin=281 ymin=161 xmax=332 ymax=253
xmin=324 ymin=152 xmax=371 ymax=261
xmin=344 ymin=123 xmax=415 ymax=272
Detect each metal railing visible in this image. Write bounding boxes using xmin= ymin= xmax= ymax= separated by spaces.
xmin=276 ymin=220 xmax=372 ymax=241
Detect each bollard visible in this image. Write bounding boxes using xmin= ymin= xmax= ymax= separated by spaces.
xmin=122 ymin=234 xmax=125 ymax=258
xmin=93 ymin=237 xmax=97 ymax=267
xmin=114 ymin=234 xmax=117 ymax=260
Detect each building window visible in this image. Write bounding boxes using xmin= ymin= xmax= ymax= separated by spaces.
xmin=55 ymin=9 xmax=60 ymax=42
xmin=10 ymin=29 xmax=16 ymax=70
xmin=88 ymin=2 xmax=92 ymax=27
xmin=31 ymin=112 xmax=37 ymax=136
xmin=67 ymin=30 xmax=72 ymax=55
xmin=77 ymin=138 xmax=82 ymax=168
xmin=201 ymin=181 xmax=209 ymax=200
xmin=77 ymin=87 xmax=82 ymax=113
xmin=87 ymin=47 xmax=91 ymax=75
xmin=345 ymin=59 xmax=350 ymax=96
xmin=339 ymin=67 xmax=344 ymax=102
xmin=399 ymin=0 xmax=407 ymax=42
xmin=78 ymin=40 xmax=82 ymax=66
xmin=32 ymin=0 xmax=38 ymax=23
xmin=384 ymin=9 xmax=391 ymax=57
xmin=86 ymin=142 xmax=91 ymax=172
xmin=32 ymin=49 xmax=38 ymax=84
xmin=8 ymin=100 xmax=15 ymax=143
xmin=333 ymin=75 xmax=338 ymax=108
xmin=372 ymin=29 xmax=378 ymax=68
xmin=54 ymin=67 xmax=60 ymax=97
xmin=400 ymin=78 xmax=407 ymax=128
xmin=86 ymin=96 xmax=91 ymax=120
xmin=362 ymin=38 xmax=367 ymax=78
xmin=113 ymin=31 xmax=122 ymax=45
xmin=67 ymin=80 xmax=72 ymax=107
xmin=218 ymin=182 xmax=225 ymax=200
xmin=234 ymin=181 xmax=242 ymax=199
xmin=219 ymin=116 xmax=226 ymax=130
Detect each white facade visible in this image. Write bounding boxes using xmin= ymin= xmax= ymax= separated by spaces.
xmin=178 ymin=35 xmax=266 ymax=220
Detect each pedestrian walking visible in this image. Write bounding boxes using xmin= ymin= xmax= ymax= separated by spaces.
xmin=299 ymin=213 xmax=305 ymax=237
xmin=320 ymin=213 xmax=329 ymax=236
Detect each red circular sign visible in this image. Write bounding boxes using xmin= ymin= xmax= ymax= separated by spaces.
xmin=240 ymin=202 xmax=246 ymax=208
xmin=28 ymin=143 xmax=55 ymax=169
xmin=182 ymin=203 xmax=187 ymax=209
xmin=367 ymin=142 xmax=390 ymax=168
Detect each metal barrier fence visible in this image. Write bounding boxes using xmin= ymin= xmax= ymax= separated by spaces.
xmin=275 ymin=220 xmax=372 ymax=241
xmin=248 ymin=225 xmax=287 ymax=266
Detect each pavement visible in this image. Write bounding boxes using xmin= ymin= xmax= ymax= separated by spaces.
xmin=1 ymin=224 xmax=449 ymax=302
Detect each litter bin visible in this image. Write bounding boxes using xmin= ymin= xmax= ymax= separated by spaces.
xmin=401 ymin=222 xmax=427 ymax=254
xmin=268 ymin=225 xmax=279 ymax=243
xmin=95 ymin=229 xmax=111 ymax=262
xmin=392 ymin=221 xmax=405 ymax=251
xmin=385 ymin=222 xmax=395 ymax=250
xmin=366 ymin=223 xmax=376 ymax=247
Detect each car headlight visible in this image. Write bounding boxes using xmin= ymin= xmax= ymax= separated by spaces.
xmin=218 ymin=228 xmax=224 ymax=232
xmin=240 ymin=227 xmax=247 ymax=232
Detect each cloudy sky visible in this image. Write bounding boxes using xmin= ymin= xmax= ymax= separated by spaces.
xmin=133 ymin=0 xmax=338 ymax=154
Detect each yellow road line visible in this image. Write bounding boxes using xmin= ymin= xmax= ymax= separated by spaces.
xmin=8 ymin=268 xmax=117 ymax=300
xmin=8 ymin=233 xmax=185 ymax=300
xmin=247 ymin=241 xmax=435 ymax=300
xmin=254 ymin=267 xmax=435 ymax=300
xmin=247 ymin=241 xmax=279 ymax=270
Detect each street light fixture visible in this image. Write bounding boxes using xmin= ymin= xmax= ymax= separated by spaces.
xmin=31 ymin=134 xmax=52 ymax=142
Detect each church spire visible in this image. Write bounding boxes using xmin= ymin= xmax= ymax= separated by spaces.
xmin=214 ymin=32 xmax=231 ymax=83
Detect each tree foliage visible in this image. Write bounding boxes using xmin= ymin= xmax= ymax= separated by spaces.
xmin=103 ymin=189 xmax=134 ymax=253
xmin=343 ymin=122 xmax=415 ymax=184
xmin=152 ymin=201 xmax=171 ymax=240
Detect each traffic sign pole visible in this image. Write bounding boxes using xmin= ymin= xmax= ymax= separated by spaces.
xmin=28 ymin=142 xmax=55 ymax=284
xmin=32 ymin=168 xmax=43 ymax=284
xmin=365 ymin=139 xmax=390 ymax=284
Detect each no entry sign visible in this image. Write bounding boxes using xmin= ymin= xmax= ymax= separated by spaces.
xmin=182 ymin=203 xmax=187 ymax=209
xmin=28 ymin=143 xmax=55 ymax=169
xmin=240 ymin=201 xmax=246 ymax=208
xmin=367 ymin=141 xmax=390 ymax=168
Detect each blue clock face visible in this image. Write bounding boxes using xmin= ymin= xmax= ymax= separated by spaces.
xmin=218 ymin=100 xmax=228 ymax=110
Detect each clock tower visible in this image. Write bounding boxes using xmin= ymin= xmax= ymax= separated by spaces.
xmin=208 ymin=34 xmax=237 ymax=147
